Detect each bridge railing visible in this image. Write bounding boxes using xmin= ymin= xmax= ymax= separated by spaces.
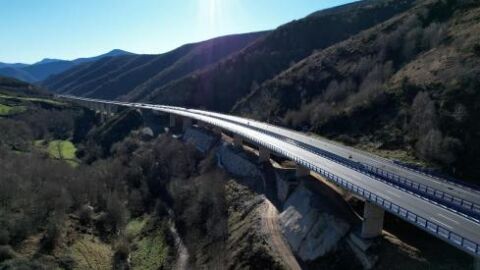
xmin=192 ymin=114 xmax=480 ymax=257
xmin=182 ymin=107 xmax=480 ymax=220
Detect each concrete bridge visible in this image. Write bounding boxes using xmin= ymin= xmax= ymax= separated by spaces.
xmin=59 ymin=95 xmax=480 ymax=267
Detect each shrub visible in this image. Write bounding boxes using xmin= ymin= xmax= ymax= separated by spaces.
xmin=113 ymin=238 xmax=130 ymax=270
xmin=0 ymin=230 xmax=9 ymax=246
xmin=474 ymin=44 xmax=480 ymax=56
xmin=0 ymin=258 xmax=46 ymax=269
xmin=78 ymin=205 xmax=94 ymax=226
xmin=0 ymin=245 xmax=16 ymax=262
xmin=40 ymin=221 xmax=62 ymax=253
xmin=106 ymin=193 xmax=128 ymax=234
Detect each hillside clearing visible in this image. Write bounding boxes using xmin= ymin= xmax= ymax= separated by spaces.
xmin=35 ymin=139 xmax=79 ymax=166
xmin=0 ymin=104 xmax=26 ymax=116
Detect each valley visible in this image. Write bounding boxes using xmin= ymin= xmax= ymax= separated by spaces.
xmin=1 ymin=0 xmax=480 ymax=269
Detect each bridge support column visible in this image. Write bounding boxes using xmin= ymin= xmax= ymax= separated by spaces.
xmin=474 ymin=257 xmax=480 ymax=270
xmin=258 ymin=146 xmax=270 ymax=163
xmin=106 ymin=104 xmax=112 ymax=116
xmin=182 ymin=118 xmax=192 ymax=132
xmin=169 ymin=114 xmax=176 ymax=129
xmin=295 ymin=164 xmax=310 ymax=178
xmin=233 ymin=134 xmax=243 ymax=148
xmin=95 ymin=103 xmax=101 ymax=113
xmin=361 ymin=202 xmax=385 ymax=238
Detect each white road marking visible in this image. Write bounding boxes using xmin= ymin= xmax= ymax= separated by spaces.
xmin=437 ymin=213 xmax=460 ymax=225
xmin=430 ymin=218 xmax=453 ymax=229
xmin=386 ymin=190 xmax=401 ymax=199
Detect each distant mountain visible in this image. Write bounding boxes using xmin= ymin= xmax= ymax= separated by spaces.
xmin=34 ymin=58 xmax=64 ymax=65
xmin=21 ymin=60 xmax=74 ymax=82
xmin=0 ymin=49 xmax=133 ymax=82
xmin=0 ymin=75 xmax=48 ymax=96
xmin=0 ymin=67 xmax=37 ymax=83
xmin=0 ymin=62 xmax=28 ymax=69
xmin=71 ymin=49 xmax=133 ymax=65
xmin=43 ymin=32 xmax=267 ymax=100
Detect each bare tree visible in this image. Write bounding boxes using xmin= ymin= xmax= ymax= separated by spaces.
xmin=409 ymin=91 xmax=437 ymax=138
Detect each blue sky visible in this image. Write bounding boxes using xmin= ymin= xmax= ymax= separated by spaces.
xmin=0 ymin=0 xmax=356 ymax=64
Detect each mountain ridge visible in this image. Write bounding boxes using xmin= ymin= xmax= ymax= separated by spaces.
xmin=43 ymin=31 xmax=268 ymax=100
xmin=0 ymin=49 xmax=133 ymax=83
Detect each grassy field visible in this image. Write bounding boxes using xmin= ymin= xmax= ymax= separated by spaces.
xmin=0 ymin=93 xmax=65 ymax=106
xmin=131 ymin=228 xmax=169 ymax=270
xmin=68 ymin=235 xmax=113 ymax=270
xmin=35 ymin=140 xmax=79 ymax=166
xmin=126 ymin=216 xmax=149 ymax=239
xmin=0 ymin=104 xmax=26 ymax=116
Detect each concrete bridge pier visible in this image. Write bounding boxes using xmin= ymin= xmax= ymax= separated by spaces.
xmin=106 ymin=104 xmax=112 ymax=116
xmin=87 ymin=102 xmax=95 ymax=111
xmin=169 ymin=114 xmax=176 ymax=129
xmin=258 ymin=146 xmax=271 ymax=163
xmin=100 ymin=104 xmax=107 ymax=122
xmin=111 ymin=104 xmax=119 ymax=114
xmin=97 ymin=103 xmax=104 ymax=113
xmin=233 ymin=134 xmax=243 ymax=148
xmin=361 ymin=202 xmax=385 ymax=238
xmin=182 ymin=117 xmax=192 ymax=131
xmin=295 ymin=164 xmax=310 ymax=178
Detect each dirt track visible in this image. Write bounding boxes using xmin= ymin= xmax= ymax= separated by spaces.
xmin=261 ymin=200 xmax=302 ymax=270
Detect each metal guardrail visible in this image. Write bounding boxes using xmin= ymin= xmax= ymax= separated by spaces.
xmin=393 ymin=160 xmax=480 ymax=193
xmin=161 ymin=106 xmax=480 ymax=220
xmin=63 ymin=97 xmax=480 ymax=257
xmin=195 ymin=116 xmax=480 ymax=257
xmin=361 ymin=163 xmax=480 ymax=218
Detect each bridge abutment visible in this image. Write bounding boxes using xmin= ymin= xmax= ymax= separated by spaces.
xmin=361 ymin=202 xmax=385 ymax=238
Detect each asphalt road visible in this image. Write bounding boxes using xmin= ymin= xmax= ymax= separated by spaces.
xmin=150 ymin=105 xmax=480 ymax=219
xmin=181 ymin=107 xmax=480 ymax=203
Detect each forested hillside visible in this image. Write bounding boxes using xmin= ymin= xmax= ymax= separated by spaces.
xmin=0 ymin=77 xmax=285 ymax=269
xmin=234 ymin=0 xmax=480 ymax=181
xmin=143 ymin=0 xmax=415 ymax=111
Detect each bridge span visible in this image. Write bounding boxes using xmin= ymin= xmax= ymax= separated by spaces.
xmin=59 ymin=95 xmax=480 ymax=265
